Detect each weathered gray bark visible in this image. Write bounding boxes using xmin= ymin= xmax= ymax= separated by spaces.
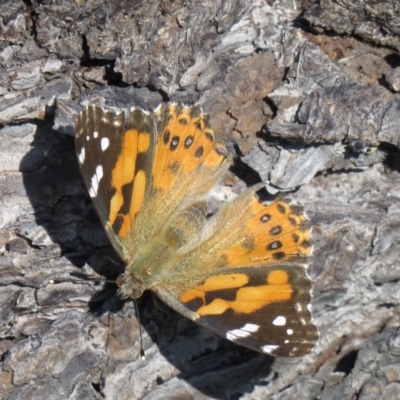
xmin=1 ymin=0 xmax=400 ymax=399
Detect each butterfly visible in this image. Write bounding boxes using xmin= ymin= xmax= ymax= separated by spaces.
xmin=75 ymin=102 xmax=318 ymax=356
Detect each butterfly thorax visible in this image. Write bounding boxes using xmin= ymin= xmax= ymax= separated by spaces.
xmin=116 ymin=242 xmax=166 ymax=296
xmin=116 ymin=201 xmax=210 ymax=299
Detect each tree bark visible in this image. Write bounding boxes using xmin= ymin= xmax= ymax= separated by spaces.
xmin=1 ymin=0 xmax=400 ymax=399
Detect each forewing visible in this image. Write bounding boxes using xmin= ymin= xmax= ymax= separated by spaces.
xmin=75 ymin=104 xmax=157 ymax=262
xmin=154 ymin=264 xmax=317 ymax=356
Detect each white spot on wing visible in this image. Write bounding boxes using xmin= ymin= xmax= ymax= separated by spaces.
xmin=226 ymin=323 xmax=259 ymax=341
xmin=86 ymin=135 xmax=90 ymax=141
xmin=295 ymin=302 xmax=303 ymax=312
xmin=287 ymin=329 xmax=293 ymax=335
xmin=261 ymin=344 xmax=279 ymax=354
xmin=78 ymin=147 xmax=85 ymax=165
xmin=93 ymin=131 xmax=98 ymax=138
xmin=272 ymin=316 xmax=286 ymax=326
xmin=89 ymin=165 xmax=104 ymax=198
xmin=101 ymin=137 xmax=110 ymax=151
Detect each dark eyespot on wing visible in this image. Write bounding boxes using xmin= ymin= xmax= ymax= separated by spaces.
xmin=195 ymin=146 xmax=204 ymax=158
xmin=170 ymin=136 xmax=180 ymax=151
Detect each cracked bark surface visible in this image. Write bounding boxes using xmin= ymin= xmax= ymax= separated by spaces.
xmin=1 ymin=0 xmax=400 ymax=399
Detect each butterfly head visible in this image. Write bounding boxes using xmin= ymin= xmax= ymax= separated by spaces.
xmin=116 ymin=273 xmax=144 ymax=299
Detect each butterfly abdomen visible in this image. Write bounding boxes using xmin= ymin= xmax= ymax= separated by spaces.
xmin=164 ymin=201 xmax=208 ymax=249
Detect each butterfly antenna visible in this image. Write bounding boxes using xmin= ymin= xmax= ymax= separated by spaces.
xmin=48 ymin=276 xmax=116 ymax=285
xmin=134 ymin=298 xmax=145 ymax=360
